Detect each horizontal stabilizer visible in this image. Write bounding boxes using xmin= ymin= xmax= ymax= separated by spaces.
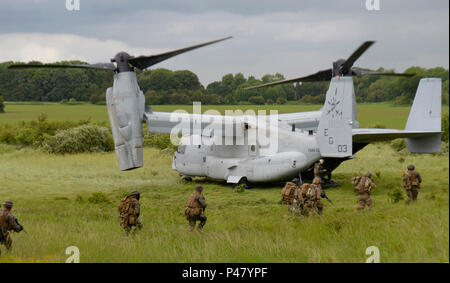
xmin=352 ymin=78 xmax=442 ymax=154
xmin=353 ymin=129 xmax=440 ymax=143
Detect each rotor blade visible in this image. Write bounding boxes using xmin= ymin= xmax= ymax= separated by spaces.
xmin=244 ymin=69 xmax=332 ymax=90
xmin=129 ymin=36 xmax=233 ymax=70
xmin=341 ymin=41 xmax=375 ymax=74
xmin=357 ymin=70 xmax=415 ymax=77
xmin=8 ymin=63 xmax=115 ymax=71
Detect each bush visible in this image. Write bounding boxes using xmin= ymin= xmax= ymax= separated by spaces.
xmin=276 ymin=97 xmax=286 ymax=105
xmin=143 ymin=133 xmax=177 ymax=151
xmin=442 ymin=112 xmax=449 ymax=143
xmin=441 ymin=142 xmax=449 ymax=155
xmin=90 ymin=93 xmax=106 ymax=105
xmin=248 ymin=96 xmax=265 ymax=105
xmin=0 ymin=114 xmax=91 ymax=147
xmin=299 ymin=94 xmax=325 ymax=104
xmin=169 ymin=93 xmax=192 ymax=105
xmin=42 ymin=124 xmax=114 ymax=154
xmin=234 ymin=184 xmax=246 ymax=193
xmin=393 ymin=95 xmax=410 ymax=105
xmin=61 ymin=98 xmax=83 ymax=105
xmin=387 ymin=188 xmax=404 ymax=203
xmin=390 ymin=139 xmax=407 ymax=152
xmin=0 ymin=95 xmax=5 ymax=113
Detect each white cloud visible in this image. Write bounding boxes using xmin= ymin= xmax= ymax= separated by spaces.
xmin=0 ymin=4 xmax=447 ymax=86
xmin=0 ymin=33 xmax=163 ymax=63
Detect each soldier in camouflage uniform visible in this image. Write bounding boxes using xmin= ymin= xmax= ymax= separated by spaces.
xmin=118 ymin=190 xmax=142 ymax=235
xmin=281 ymin=181 xmax=298 ymax=207
xmin=403 ymin=164 xmax=422 ymax=204
xmin=292 ymin=183 xmax=311 ymax=216
xmin=352 ymin=171 xmax=376 ymax=211
xmin=304 ymin=177 xmax=324 ymax=215
xmin=314 ymin=159 xmax=328 ymax=184
xmin=0 ymin=201 xmax=23 ymax=255
xmin=283 ymin=178 xmax=303 ymax=214
xmin=185 ymin=185 xmax=207 ymax=231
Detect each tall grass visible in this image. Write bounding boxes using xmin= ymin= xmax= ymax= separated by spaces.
xmin=0 ymin=144 xmax=447 ymax=262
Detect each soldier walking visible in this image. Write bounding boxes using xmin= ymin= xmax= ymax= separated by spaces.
xmin=403 ymin=164 xmax=422 ymax=204
xmin=185 ymin=185 xmax=207 ymax=231
xmin=118 ymin=190 xmax=142 ymax=235
xmin=0 ymin=201 xmax=23 ymax=255
xmin=352 ymin=171 xmax=376 ymax=211
xmin=283 ymin=178 xmax=306 ymax=215
xmin=314 ymin=159 xmax=329 ymax=183
xmin=304 ymin=177 xmax=324 ymax=215
xmin=295 ymin=183 xmax=312 ymax=216
xmin=281 ymin=180 xmax=298 ymax=207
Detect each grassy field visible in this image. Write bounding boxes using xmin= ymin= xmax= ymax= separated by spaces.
xmin=2 ymin=101 xmax=448 ymax=129
xmin=0 ymin=103 xmax=448 ymax=263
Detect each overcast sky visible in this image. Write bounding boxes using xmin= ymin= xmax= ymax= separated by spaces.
xmin=0 ymin=0 xmax=448 ymax=85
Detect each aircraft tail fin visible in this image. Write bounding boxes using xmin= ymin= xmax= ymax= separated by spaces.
xmin=404 ymin=78 xmax=442 ymax=153
xmin=317 ymin=77 xmax=357 ymax=157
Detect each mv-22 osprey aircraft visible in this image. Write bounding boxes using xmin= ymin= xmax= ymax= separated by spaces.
xmin=9 ymin=40 xmax=442 ymax=188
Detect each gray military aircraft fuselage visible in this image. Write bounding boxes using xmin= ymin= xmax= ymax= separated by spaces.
xmin=172 ymin=123 xmax=321 ymax=184
xmin=168 ymin=76 xmax=441 ymax=186
xmin=9 ymin=40 xmax=442 ymax=187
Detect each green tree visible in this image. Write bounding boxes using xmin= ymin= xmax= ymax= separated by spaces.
xmin=169 ymin=93 xmax=191 ymax=105
xmin=138 ymin=68 xmax=179 ymax=93
xmin=248 ymin=96 xmax=265 ymax=105
xmin=173 ymin=70 xmax=202 ymax=91
xmin=276 ymin=97 xmax=287 ymax=105
xmin=223 ymin=94 xmax=237 ymax=105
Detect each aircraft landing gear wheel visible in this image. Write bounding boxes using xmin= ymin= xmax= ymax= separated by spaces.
xmin=234 ymin=177 xmax=249 ymax=190
xmin=181 ymin=176 xmax=193 ymax=182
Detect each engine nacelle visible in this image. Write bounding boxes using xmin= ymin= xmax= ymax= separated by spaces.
xmin=106 ymin=71 xmax=145 ymax=171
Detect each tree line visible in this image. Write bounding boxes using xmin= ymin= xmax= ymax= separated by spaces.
xmin=0 ymin=61 xmax=448 ymax=107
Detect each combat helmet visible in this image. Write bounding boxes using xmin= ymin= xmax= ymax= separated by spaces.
xmin=407 ymin=164 xmax=415 ymax=171
xmin=3 ymin=200 xmax=13 ymax=209
xmin=130 ymin=190 xmax=140 ymax=200
xmin=365 ymin=171 xmax=372 ymax=177
xmin=195 ymin=185 xmax=204 ymax=192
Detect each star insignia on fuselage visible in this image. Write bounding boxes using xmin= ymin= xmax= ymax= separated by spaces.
xmin=326 ymin=97 xmax=341 ymax=118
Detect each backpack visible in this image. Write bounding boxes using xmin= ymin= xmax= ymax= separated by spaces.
xmin=353 ymin=176 xmax=370 ymax=194
xmin=185 ymin=192 xmax=202 ymax=219
xmin=351 ymin=176 xmax=362 ymax=186
xmin=118 ymin=196 xmax=134 ymax=216
xmin=0 ymin=210 xmax=8 ymax=243
xmin=282 ymin=182 xmax=297 ymax=204
xmin=404 ymin=170 xmax=420 ymax=189
xmin=306 ymin=186 xmax=318 ymax=201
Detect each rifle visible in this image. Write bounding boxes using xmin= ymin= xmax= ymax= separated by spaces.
xmin=14 ymin=218 xmax=25 ymax=233
xmin=321 ymin=190 xmax=333 ymax=204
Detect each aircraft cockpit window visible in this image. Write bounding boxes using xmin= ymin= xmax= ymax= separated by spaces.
xmin=178 ymin=145 xmax=186 ymax=154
